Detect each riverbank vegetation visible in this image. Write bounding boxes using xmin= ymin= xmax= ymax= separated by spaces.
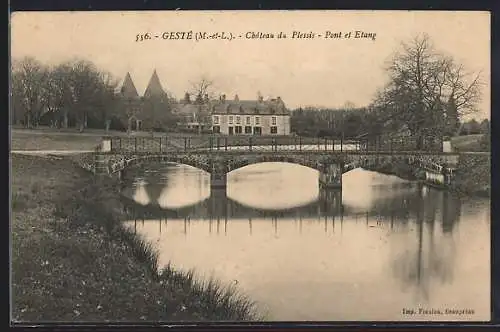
xmin=11 ymin=154 xmax=259 ymax=322
xmin=451 ymin=154 xmax=491 ymax=197
xmin=362 ymin=154 xmax=490 ymax=198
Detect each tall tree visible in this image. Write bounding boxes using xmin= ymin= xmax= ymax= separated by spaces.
xmin=374 ymin=34 xmax=483 ymax=146
xmin=479 ymin=119 xmax=490 ymax=134
xmin=11 ymin=57 xmax=48 ymax=128
xmin=189 ymin=76 xmax=214 ymax=101
xmin=183 ymin=92 xmax=191 ymax=104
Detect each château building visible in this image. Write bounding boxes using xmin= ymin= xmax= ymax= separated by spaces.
xmin=119 ymin=70 xmax=171 ymax=131
xmin=211 ymin=94 xmax=291 ymax=135
xmin=117 ymin=71 xmax=291 ymax=135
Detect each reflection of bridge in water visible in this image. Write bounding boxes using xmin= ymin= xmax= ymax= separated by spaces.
xmin=123 ymin=183 xmax=465 ymax=235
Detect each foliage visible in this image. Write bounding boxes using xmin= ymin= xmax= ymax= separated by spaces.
xmin=12 ymin=57 xmax=120 ymax=131
xmin=479 ymin=132 xmax=490 ymax=152
xmin=290 ymin=106 xmax=381 ymax=139
xmin=372 ymin=34 xmax=483 ymax=139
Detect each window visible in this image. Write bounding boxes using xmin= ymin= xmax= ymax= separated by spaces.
xmin=271 ymin=116 xmax=277 ymax=126
xmin=255 ymin=116 xmax=260 ymax=125
xmin=235 ymin=126 xmax=243 ymax=134
xmin=246 ymin=116 xmax=251 ymax=125
xmin=229 ymin=116 xmax=233 ymax=124
xmin=213 ymin=125 xmax=220 ymax=133
xmin=270 ymin=126 xmax=278 ymax=134
xmin=245 ymin=126 xmax=252 ymax=134
xmin=236 ymin=116 xmax=241 ymax=124
xmin=213 ymin=116 xmax=219 ymax=124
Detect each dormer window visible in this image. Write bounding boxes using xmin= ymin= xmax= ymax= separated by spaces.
xmin=254 ymin=108 xmax=260 ymax=114
xmin=239 ymin=106 xmax=244 ymax=113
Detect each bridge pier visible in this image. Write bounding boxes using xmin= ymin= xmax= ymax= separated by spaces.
xmin=319 ymin=163 xmax=343 ymax=190
xmin=211 ymin=172 xmax=228 ymax=189
xmin=319 ymin=189 xmax=343 ymax=216
xmin=210 ymin=159 xmax=229 ymax=190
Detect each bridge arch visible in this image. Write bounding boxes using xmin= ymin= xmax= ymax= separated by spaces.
xmin=228 ymin=156 xmax=321 ymax=173
xmin=108 ymin=154 xmax=213 ymax=174
xmin=226 ymin=155 xmax=350 ymax=173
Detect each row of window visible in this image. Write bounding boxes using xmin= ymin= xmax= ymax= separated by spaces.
xmin=212 ymin=126 xmax=278 ymax=135
xmin=213 ymin=115 xmax=277 ymax=126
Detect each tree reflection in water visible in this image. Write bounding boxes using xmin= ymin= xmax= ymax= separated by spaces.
xmin=391 ymin=185 xmax=460 ymax=302
xmin=124 ymin=164 xmax=464 ymax=302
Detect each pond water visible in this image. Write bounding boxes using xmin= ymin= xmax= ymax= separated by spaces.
xmin=121 ymin=162 xmax=490 ymax=321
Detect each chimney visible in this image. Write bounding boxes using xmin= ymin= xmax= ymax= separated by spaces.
xmin=234 ymin=94 xmax=239 ymax=102
xmin=221 ymin=94 xmax=226 ymax=103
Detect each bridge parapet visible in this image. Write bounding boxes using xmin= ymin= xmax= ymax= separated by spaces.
xmin=81 ymin=135 xmax=464 ymax=190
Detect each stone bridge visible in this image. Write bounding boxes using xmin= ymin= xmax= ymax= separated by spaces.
xmin=76 ymin=136 xmax=461 ymax=190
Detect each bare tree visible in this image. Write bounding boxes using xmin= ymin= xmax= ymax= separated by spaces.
xmin=374 ymin=34 xmax=483 ymax=141
xmin=189 ymin=76 xmax=215 ymax=104
xmin=11 ymin=57 xmax=48 ymax=128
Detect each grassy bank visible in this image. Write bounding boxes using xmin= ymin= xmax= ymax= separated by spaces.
xmin=451 ymin=154 xmax=491 ymax=197
xmin=11 ymin=130 xmax=104 ymax=151
xmin=363 ymin=156 xmax=490 ymax=198
xmin=11 ymin=154 xmax=259 ymax=322
xmin=450 ymin=134 xmax=489 ymax=152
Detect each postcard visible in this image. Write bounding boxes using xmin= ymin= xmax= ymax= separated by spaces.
xmin=10 ymin=10 xmax=491 ymax=323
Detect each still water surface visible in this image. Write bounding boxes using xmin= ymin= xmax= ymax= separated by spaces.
xmin=121 ymin=162 xmax=490 ymax=321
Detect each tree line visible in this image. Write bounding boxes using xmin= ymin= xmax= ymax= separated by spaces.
xmin=11 ymin=57 xmax=126 ymax=131
xmin=12 ymin=34 xmax=485 ymax=141
xmin=290 ymin=107 xmax=489 ymax=139
xmin=291 ymin=34 xmax=486 ymax=144
xmin=370 ymin=33 xmax=484 ymax=142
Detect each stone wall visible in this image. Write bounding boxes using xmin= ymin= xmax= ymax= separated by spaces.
xmin=451 ymin=154 xmax=490 ymax=197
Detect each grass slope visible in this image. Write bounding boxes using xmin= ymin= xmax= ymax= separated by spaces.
xmin=11 ymin=154 xmax=259 ymax=322
xmin=450 ymin=134 xmax=487 ymax=152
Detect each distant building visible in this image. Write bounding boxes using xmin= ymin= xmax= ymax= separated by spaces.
xmin=172 ymin=93 xmax=212 ymax=133
xmin=117 ymin=73 xmax=291 ymax=135
xmin=211 ymin=94 xmax=291 ymax=135
xmin=119 ymin=70 xmax=171 ymax=131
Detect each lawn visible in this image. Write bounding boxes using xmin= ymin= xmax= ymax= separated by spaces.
xmin=450 ymin=134 xmax=487 ymax=152
xmin=11 ymin=154 xmax=259 ymax=322
xmin=11 ymin=130 xmax=104 ymax=151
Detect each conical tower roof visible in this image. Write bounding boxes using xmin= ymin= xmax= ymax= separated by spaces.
xmin=143 ymin=69 xmax=165 ymax=98
xmin=120 ymin=72 xmax=139 ymax=99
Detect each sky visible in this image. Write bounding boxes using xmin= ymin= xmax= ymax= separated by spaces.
xmin=11 ymin=10 xmax=490 ymax=119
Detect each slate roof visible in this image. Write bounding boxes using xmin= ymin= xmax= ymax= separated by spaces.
xmin=120 ymin=72 xmax=139 ymax=99
xmin=143 ymin=70 xmax=166 ymax=98
xmin=211 ymin=98 xmax=289 ymax=116
xmin=173 ymin=103 xmax=211 ymax=115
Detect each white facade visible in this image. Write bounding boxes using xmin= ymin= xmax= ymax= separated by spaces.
xmin=212 ymin=114 xmax=291 ymax=135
